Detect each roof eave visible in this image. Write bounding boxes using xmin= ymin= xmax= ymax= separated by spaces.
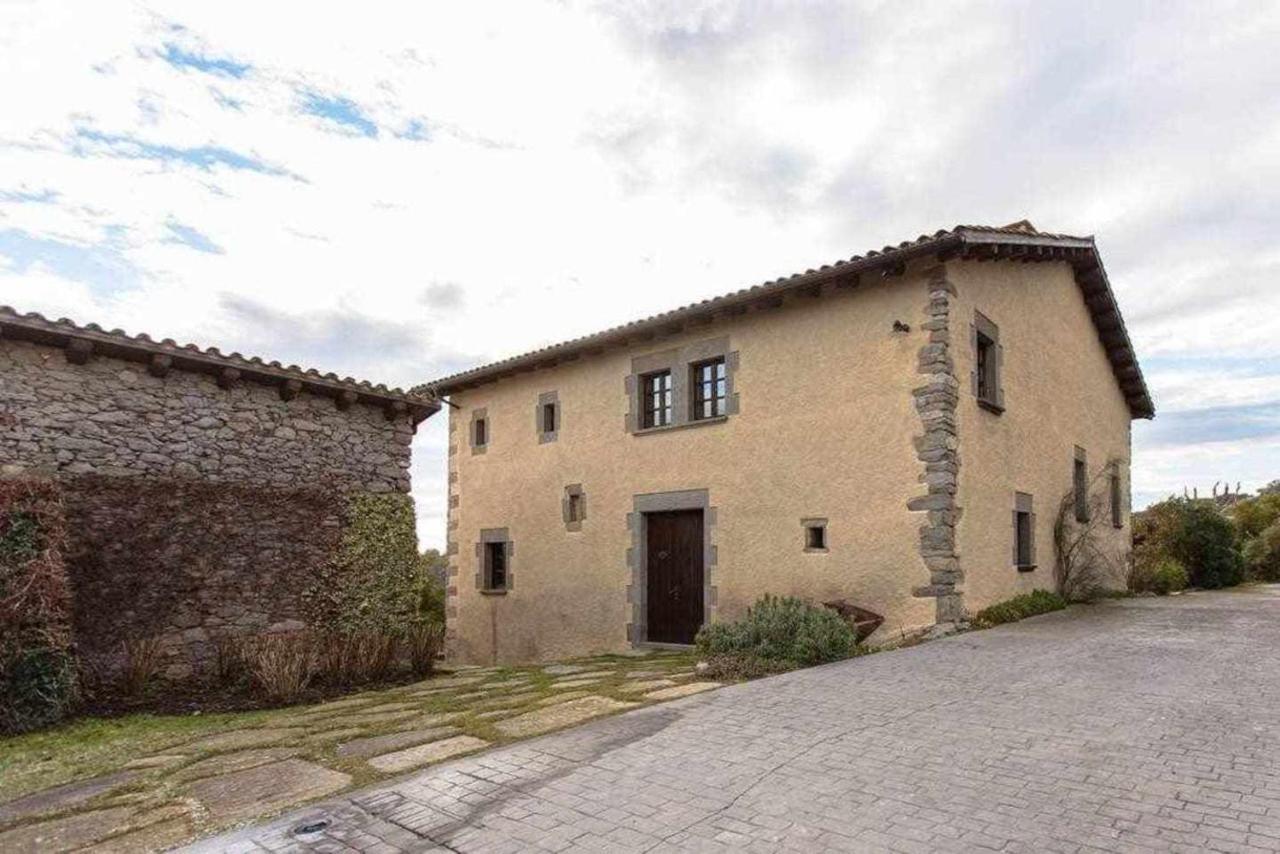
xmin=426 ymin=227 xmax=1154 ymax=421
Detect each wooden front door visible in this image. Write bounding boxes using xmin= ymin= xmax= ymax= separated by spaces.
xmin=646 ymin=510 xmax=704 ymax=644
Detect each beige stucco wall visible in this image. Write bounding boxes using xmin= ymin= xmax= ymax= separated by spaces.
xmin=446 ymin=267 xmax=943 ymax=664
xmin=950 ymin=259 xmax=1133 ymax=613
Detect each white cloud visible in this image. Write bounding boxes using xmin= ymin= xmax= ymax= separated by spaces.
xmin=1 ymin=0 xmax=1278 ymax=544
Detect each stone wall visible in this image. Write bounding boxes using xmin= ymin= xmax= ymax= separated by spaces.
xmin=63 ymin=477 xmax=343 ymax=679
xmin=0 ymin=339 xmax=412 ymax=492
xmin=0 ymin=337 xmax=421 ymax=679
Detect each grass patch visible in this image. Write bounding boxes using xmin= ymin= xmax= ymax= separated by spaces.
xmin=971 ymin=590 xmax=1067 ymax=628
xmin=0 ymin=710 xmax=270 ymax=802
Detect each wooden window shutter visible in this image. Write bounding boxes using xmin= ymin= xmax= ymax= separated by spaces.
xmin=1028 ymin=510 xmax=1036 ymax=566
xmin=995 ymin=341 xmax=1006 ymax=409
xmin=1012 ymin=509 xmax=1020 ymax=565
xmin=970 ymin=322 xmax=980 ymax=397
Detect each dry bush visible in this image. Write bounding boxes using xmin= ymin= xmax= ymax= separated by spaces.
xmin=211 ymin=634 xmax=247 ymax=686
xmin=243 ymin=632 xmax=317 ymax=704
xmin=1054 ymin=460 xmax=1124 ymax=601
xmin=121 ymin=636 xmax=164 ymax=696
xmin=317 ymin=631 xmax=397 ymax=686
xmin=406 ymin=621 xmax=445 ymax=677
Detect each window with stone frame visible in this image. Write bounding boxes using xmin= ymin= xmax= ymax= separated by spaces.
xmin=802 ymin=518 xmax=828 ymax=552
xmin=1013 ymin=492 xmax=1036 ymax=570
xmin=691 ymin=357 xmax=727 ymax=420
xmin=971 ymin=311 xmax=1004 ymax=413
xmin=469 ymin=408 xmax=489 ymax=454
xmin=1073 ymin=447 xmax=1090 ymax=523
xmin=641 ymin=370 xmax=673 ymax=428
xmin=484 ymin=541 xmax=507 ymax=591
xmin=1110 ymin=466 xmax=1123 ymax=528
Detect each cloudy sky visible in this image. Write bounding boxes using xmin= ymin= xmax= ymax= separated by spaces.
xmin=3 ymin=1 xmax=1278 ymax=546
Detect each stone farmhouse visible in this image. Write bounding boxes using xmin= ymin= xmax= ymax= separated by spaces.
xmin=426 ymin=222 xmax=1154 ymax=664
xmin=0 ymin=306 xmax=438 ymax=678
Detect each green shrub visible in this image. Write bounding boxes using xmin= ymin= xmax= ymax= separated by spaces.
xmin=695 ymin=595 xmax=857 ymax=666
xmin=1170 ymin=501 xmax=1244 ymax=589
xmin=1244 ymin=521 xmax=1280 ymax=582
xmin=1135 ymin=498 xmax=1245 ymax=591
xmin=416 ymin=552 xmax=446 ymax=626
xmin=305 ymin=493 xmax=422 ymax=638
xmin=1232 ymin=494 xmax=1280 ymax=539
xmin=1130 ymin=557 xmax=1189 ymax=595
xmin=972 ymin=589 xmax=1067 ymax=628
xmin=1150 ymin=559 xmax=1189 ymax=595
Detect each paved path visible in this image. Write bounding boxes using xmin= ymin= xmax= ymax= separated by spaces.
xmin=193 ymin=587 xmax=1280 ymax=853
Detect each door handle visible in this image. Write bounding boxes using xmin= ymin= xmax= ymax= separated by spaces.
xmin=669 ymin=586 xmax=680 ymax=600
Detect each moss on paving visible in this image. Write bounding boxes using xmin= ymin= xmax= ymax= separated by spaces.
xmin=0 ymin=651 xmax=702 ymax=848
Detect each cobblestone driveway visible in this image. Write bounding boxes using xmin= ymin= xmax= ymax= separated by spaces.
xmin=193 ymin=587 xmax=1280 ymax=853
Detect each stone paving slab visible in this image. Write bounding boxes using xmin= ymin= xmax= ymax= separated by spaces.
xmin=0 ymin=770 xmax=140 ymax=824
xmin=182 ymin=728 xmax=305 ymax=752
xmin=334 ymin=726 xmax=460 ymax=759
xmin=0 ymin=806 xmax=135 ymax=853
xmin=542 ymin=664 xmax=593 ymax=675
xmin=618 ymin=678 xmax=676 ymax=693
xmin=494 ymin=695 xmax=637 ymax=738
xmin=193 ymin=588 xmax=1280 ymax=854
xmin=641 ymin=681 xmax=721 ymax=700
xmin=82 ymin=816 xmax=193 ymax=853
xmin=550 ymin=676 xmax=606 ymax=690
xmin=170 ymin=748 xmax=300 ymax=782
xmin=365 ymin=736 xmax=490 ymax=773
xmin=123 ymin=754 xmax=188 ymax=770
xmin=534 ymin=690 xmax=590 ymax=706
xmin=182 ymin=759 xmax=351 ymax=824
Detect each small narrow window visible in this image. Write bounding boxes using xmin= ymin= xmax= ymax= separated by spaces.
xmin=542 ymin=402 xmax=557 ymax=434
xmin=474 ymin=417 xmax=488 ymax=447
xmin=973 ymin=312 xmax=1003 ymax=413
xmin=1074 ymin=451 xmax=1089 ymax=523
xmin=1014 ymin=492 xmax=1035 ymax=570
xmin=691 ymin=357 xmax=727 ymax=420
xmin=484 ymin=541 xmax=507 ymax=591
xmin=563 ymin=484 xmax=586 ymax=531
xmin=1110 ymin=469 xmax=1123 ymax=528
xmin=803 ymin=518 xmax=828 ymax=552
xmin=641 ymin=370 xmax=673 ymax=428
xmin=976 ymin=333 xmax=995 ymax=401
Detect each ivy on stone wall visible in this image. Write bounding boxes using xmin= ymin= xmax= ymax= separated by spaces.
xmin=0 ymin=480 xmax=78 ymax=734
xmin=305 ymin=493 xmax=423 ymax=637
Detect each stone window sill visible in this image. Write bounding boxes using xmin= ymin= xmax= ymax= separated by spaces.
xmin=1016 ymin=564 xmax=1037 ymax=573
xmin=479 ymin=589 xmax=508 ymax=596
xmin=803 ymin=548 xmax=829 ymax=554
xmin=977 ymin=398 xmax=1005 ymax=415
xmin=633 ymin=415 xmax=728 ymax=437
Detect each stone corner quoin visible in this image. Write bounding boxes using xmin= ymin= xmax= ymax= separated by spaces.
xmin=909 ymin=265 xmax=964 ymax=623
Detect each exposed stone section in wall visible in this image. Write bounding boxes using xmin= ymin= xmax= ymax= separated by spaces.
xmin=0 ymin=340 xmax=413 ymax=492
xmin=908 ymin=266 xmax=964 ymax=623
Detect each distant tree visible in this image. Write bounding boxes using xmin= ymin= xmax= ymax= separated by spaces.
xmin=415 ymin=549 xmax=447 ymax=625
xmin=1259 ymin=480 xmax=1280 ymax=496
